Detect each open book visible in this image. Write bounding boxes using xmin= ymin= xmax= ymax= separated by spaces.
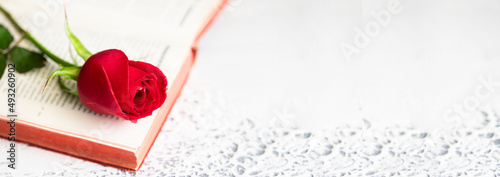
xmin=0 ymin=0 xmax=226 ymax=171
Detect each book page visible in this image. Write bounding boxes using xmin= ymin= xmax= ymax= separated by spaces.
xmin=0 ymin=0 xmax=223 ymax=148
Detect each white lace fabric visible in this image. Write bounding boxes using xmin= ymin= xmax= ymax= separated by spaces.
xmin=1 ymin=88 xmax=499 ymax=176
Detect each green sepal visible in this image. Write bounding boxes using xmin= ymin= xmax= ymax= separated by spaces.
xmin=42 ymin=66 xmax=81 ymax=94
xmin=58 ymin=77 xmax=78 ymax=96
xmin=65 ymin=23 xmax=92 ymax=61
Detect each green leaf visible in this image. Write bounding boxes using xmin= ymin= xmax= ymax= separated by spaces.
xmin=58 ymin=77 xmax=78 ymax=96
xmin=0 ymin=54 xmax=6 ymax=79
xmin=65 ymin=24 xmax=92 ymax=61
xmin=0 ymin=25 xmax=13 ymax=50
xmin=9 ymin=47 xmax=46 ymax=73
xmin=42 ymin=66 xmax=80 ymax=94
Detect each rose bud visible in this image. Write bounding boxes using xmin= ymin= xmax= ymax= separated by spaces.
xmin=77 ymin=49 xmax=167 ymax=123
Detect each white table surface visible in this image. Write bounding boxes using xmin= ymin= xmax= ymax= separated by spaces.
xmin=2 ymin=0 xmax=500 ymax=176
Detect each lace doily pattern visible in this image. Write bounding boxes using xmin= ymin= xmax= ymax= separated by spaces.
xmin=2 ymin=89 xmax=500 ymax=176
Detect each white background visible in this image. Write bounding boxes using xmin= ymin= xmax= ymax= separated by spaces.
xmin=194 ymin=0 xmax=500 ymax=130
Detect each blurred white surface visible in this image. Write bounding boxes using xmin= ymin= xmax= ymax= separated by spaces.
xmin=195 ymin=0 xmax=500 ymax=130
xmin=2 ymin=0 xmax=500 ymax=175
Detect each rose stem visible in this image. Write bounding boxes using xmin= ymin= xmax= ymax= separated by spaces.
xmin=0 ymin=4 xmax=76 ymax=67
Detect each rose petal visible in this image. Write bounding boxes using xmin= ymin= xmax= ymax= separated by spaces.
xmin=77 ymin=65 xmax=128 ymax=120
xmin=129 ymin=61 xmax=167 ymax=109
xmin=78 ymin=49 xmax=168 ymax=123
xmin=127 ymin=66 xmax=157 ymax=116
xmin=83 ymin=49 xmax=131 ymax=112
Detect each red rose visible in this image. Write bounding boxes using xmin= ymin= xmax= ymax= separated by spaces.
xmin=77 ymin=49 xmax=167 ymax=123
